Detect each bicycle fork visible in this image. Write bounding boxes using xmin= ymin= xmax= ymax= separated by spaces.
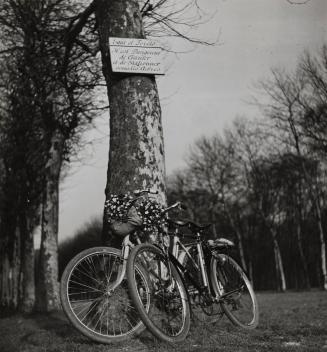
xmin=106 ymin=235 xmax=138 ymax=293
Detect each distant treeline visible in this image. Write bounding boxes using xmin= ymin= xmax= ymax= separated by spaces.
xmin=167 ymin=44 xmax=327 ymax=292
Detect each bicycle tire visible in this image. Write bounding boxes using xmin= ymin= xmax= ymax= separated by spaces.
xmin=210 ymin=253 xmax=259 ymax=329
xmin=60 ymin=246 xmax=148 ymax=343
xmin=127 ymin=243 xmax=191 ymax=343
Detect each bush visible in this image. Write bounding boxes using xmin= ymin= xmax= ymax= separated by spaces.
xmin=58 ymin=216 xmax=102 ymax=277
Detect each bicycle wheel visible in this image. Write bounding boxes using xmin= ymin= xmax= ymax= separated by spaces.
xmin=127 ymin=243 xmax=191 ymax=343
xmin=210 ymin=253 xmax=259 ymax=329
xmin=60 ymin=247 xmax=148 ymax=343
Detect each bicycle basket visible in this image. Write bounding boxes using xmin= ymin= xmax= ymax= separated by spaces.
xmin=105 ymin=194 xmax=143 ymax=236
xmin=104 ymin=194 xmax=165 ymax=237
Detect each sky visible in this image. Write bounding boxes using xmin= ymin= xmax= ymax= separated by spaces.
xmin=54 ymin=0 xmax=327 ymax=244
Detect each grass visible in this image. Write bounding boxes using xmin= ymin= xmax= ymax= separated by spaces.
xmin=0 ymin=290 xmax=326 ymax=352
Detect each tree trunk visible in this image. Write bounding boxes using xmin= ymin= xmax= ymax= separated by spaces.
xmin=209 ymin=207 xmax=218 ymax=239
xmin=317 ymin=210 xmax=327 ymax=290
xmin=302 ymin=167 xmax=327 ymax=290
xmin=302 ymin=165 xmax=327 ymax=290
xmin=0 ymin=234 xmax=21 ymax=310
xmin=296 ymin=220 xmax=310 ymax=289
xmin=37 ymin=131 xmax=63 ymax=311
xmin=235 ymin=228 xmax=247 ymax=272
xmin=272 ymin=229 xmax=286 ymax=292
xmin=95 ymin=0 xmax=166 ymax=245
xmin=226 ymin=209 xmax=247 ymax=272
xmin=0 ymin=209 xmax=21 ymax=310
xmin=19 ymin=212 xmax=35 ymax=312
xmin=248 ymin=258 xmax=254 ymax=286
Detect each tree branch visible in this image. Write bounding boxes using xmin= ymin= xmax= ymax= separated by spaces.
xmin=61 ymin=0 xmax=96 ymax=75
xmin=286 ymin=0 xmax=310 ymax=4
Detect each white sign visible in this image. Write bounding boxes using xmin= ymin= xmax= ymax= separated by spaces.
xmin=109 ymin=37 xmax=164 ymax=75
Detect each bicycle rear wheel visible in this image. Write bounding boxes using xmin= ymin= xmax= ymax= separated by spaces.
xmin=127 ymin=244 xmax=190 ymax=343
xmin=210 ymin=254 xmax=259 ymax=329
xmin=60 ymin=247 xmax=147 ymax=343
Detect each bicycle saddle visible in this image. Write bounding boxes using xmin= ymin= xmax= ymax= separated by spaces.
xmin=207 ymin=238 xmax=235 ymax=248
xmin=168 ymin=219 xmax=211 ymax=231
xmin=187 ymin=221 xmax=212 ymax=231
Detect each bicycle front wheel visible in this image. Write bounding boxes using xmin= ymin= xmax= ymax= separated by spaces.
xmin=127 ymin=244 xmax=191 ymax=343
xmin=60 ymin=247 xmax=147 ymax=343
xmin=210 ymin=254 xmax=259 ymax=329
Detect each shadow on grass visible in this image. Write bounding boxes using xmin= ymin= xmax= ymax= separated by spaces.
xmin=0 ymin=310 xmax=96 ymax=352
xmin=32 ymin=311 xmax=88 ymax=342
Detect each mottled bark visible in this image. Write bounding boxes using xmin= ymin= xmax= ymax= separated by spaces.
xmin=37 ymin=131 xmax=63 ymax=311
xmin=106 ymin=77 xmax=166 ymax=196
xmin=95 ymin=0 xmax=166 ymax=245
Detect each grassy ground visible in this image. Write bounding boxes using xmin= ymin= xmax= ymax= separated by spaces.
xmin=0 ymin=290 xmax=326 ymax=352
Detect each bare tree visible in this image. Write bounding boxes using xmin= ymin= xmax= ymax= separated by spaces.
xmin=140 ymin=0 xmax=217 ymax=45
xmin=167 ymin=170 xmax=199 ymax=222
xmin=186 ymin=133 xmax=251 ymax=270
xmin=257 ymin=66 xmax=327 ymax=290
xmin=230 ymin=119 xmax=289 ymax=290
xmin=298 ymin=46 xmax=327 ymax=156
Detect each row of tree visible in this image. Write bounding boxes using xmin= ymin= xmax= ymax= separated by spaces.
xmin=0 ymin=0 xmax=102 ymax=312
xmin=168 ymin=45 xmax=327 ymax=291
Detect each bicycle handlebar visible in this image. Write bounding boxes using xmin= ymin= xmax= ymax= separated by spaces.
xmin=133 ymin=189 xmax=159 ymax=196
xmin=130 ymin=189 xmax=187 ymax=218
xmin=162 ymin=201 xmax=187 ymax=215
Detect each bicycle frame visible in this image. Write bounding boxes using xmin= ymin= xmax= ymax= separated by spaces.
xmin=109 ymin=195 xmax=218 ymax=298
xmin=160 ymin=229 xmax=215 ymax=300
xmin=107 ymin=233 xmax=140 ymax=292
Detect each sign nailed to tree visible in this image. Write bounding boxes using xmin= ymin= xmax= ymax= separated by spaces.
xmin=109 ymin=37 xmax=164 ymax=75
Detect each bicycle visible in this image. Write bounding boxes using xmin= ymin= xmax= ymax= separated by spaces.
xmin=126 ymin=201 xmax=259 ymax=343
xmin=60 ymin=189 xmax=158 ymax=343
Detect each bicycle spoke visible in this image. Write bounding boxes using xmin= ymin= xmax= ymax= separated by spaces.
xmin=72 ymin=265 xmax=103 ymax=286
xmin=61 ymin=247 xmax=149 ymax=342
xmin=212 ymin=254 xmax=258 ymax=329
xmin=69 ymin=279 xmax=104 ymax=294
xmin=128 ymin=244 xmax=190 ymax=342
